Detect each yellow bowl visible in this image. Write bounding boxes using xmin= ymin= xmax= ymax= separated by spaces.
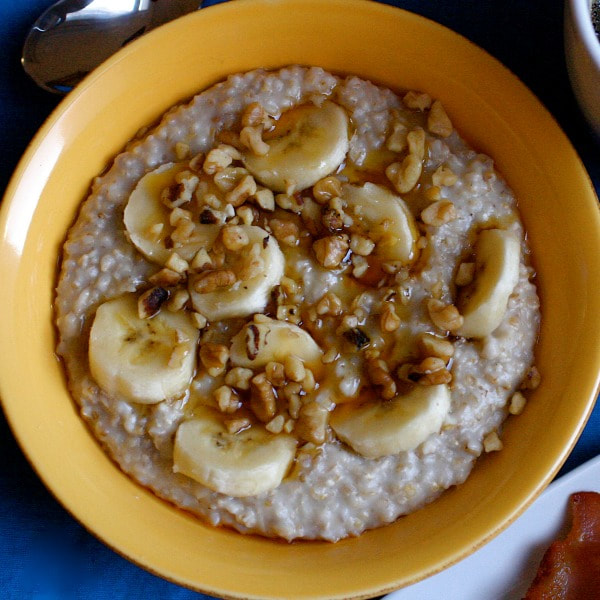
xmin=1 ymin=0 xmax=600 ymax=598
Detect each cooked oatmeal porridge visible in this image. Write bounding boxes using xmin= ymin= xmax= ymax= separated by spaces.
xmin=55 ymin=65 xmax=541 ymax=542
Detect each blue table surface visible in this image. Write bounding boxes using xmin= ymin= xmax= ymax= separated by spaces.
xmin=1 ymin=1 xmax=599 ymax=598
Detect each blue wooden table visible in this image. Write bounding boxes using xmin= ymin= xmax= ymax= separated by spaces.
xmin=1 ymin=1 xmax=599 ymax=598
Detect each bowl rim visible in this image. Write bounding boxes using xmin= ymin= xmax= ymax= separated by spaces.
xmin=569 ymin=0 xmax=600 ymax=67
xmin=2 ymin=0 xmax=600 ymax=597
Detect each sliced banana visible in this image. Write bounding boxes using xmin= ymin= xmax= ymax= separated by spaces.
xmin=124 ymin=162 xmax=220 ymax=265
xmin=456 ymin=228 xmax=520 ymax=339
xmin=342 ymin=182 xmax=419 ymax=264
xmin=229 ymin=319 xmax=323 ymax=372
xmin=330 ymin=384 xmax=451 ymax=459
xmin=173 ymin=407 xmax=297 ymax=497
xmin=89 ymin=294 xmax=199 ymax=404
xmin=188 ymin=226 xmax=284 ymax=321
xmin=243 ymin=101 xmax=349 ymax=193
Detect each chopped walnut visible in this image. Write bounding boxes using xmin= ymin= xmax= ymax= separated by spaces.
xmin=188 ymin=152 xmax=204 ymax=172
xmin=427 ymin=299 xmax=464 ymax=332
xmin=520 ymin=366 xmax=541 ymax=390
xmin=266 ymin=415 xmax=286 ymax=434
xmin=295 ymin=401 xmax=329 ymax=444
xmin=221 ymin=225 xmax=250 ymax=251
xmin=165 ymin=252 xmax=189 ymax=274
xmin=316 ymin=292 xmax=343 ymax=316
xmin=403 ymin=90 xmax=432 ymax=111
xmin=483 ymin=431 xmax=503 ymax=452
xmin=214 ymin=385 xmax=242 ymax=414
xmin=253 ymin=187 xmax=275 ymax=211
xmin=350 ymin=234 xmax=375 ymax=256
xmin=224 ymin=417 xmax=251 ymax=434
xmin=276 ymin=304 xmax=301 ymax=324
xmin=192 ymin=269 xmax=236 ymax=293
xmin=416 ymin=332 xmax=454 ymax=361
xmin=284 ymin=355 xmax=306 ymax=383
xmin=265 ymin=362 xmax=286 ymax=387
xmin=407 ymin=128 xmax=426 ymax=160
xmin=386 ymin=154 xmax=423 ymax=194
xmin=312 ymin=235 xmax=349 ymax=268
xmin=166 ymin=288 xmax=190 ymax=312
xmin=275 ymin=193 xmax=304 ymax=213
xmin=250 ymin=373 xmax=277 ymax=422
xmin=313 ymin=176 xmax=342 ymax=204
xmin=428 ymin=100 xmax=453 ymax=138
xmin=386 ymin=121 xmax=407 ymax=153
xmin=225 ymin=174 xmax=257 ymax=207
xmin=270 ymin=218 xmax=300 ymax=247
xmin=241 ymin=102 xmax=269 ymax=128
xmin=352 ymin=254 xmax=369 ymax=278
xmin=455 ymin=262 xmax=475 ymax=286
xmin=237 ymin=204 xmax=257 ymax=225
xmin=367 ymin=358 xmax=397 ymax=400
xmin=424 ymin=185 xmax=442 ymax=201
xmin=432 ymin=165 xmax=458 ymax=187
xmin=322 ymin=348 xmax=339 ymax=364
xmin=421 ymin=200 xmax=458 ymax=227
xmin=302 ymin=368 xmax=316 ymax=392
xmin=419 ymin=368 xmax=453 ymax=386
xmin=321 ymin=206 xmax=344 ymax=232
xmin=190 ymin=248 xmax=212 ymax=272
xmin=380 ymin=302 xmax=401 ymax=332
xmin=509 ymin=391 xmax=527 ymax=415
xmin=199 ymin=343 xmax=229 ymax=377
xmin=149 ymin=268 xmax=181 ymax=287
xmin=213 ymin=166 xmax=249 ymax=193
xmin=240 ymin=126 xmax=270 ymax=156
xmin=203 ymin=147 xmax=233 ymax=174
xmin=224 ymin=367 xmax=254 ymax=391
xmin=191 ymin=312 xmax=207 ymax=329
xmin=138 ymin=287 xmax=168 ymax=319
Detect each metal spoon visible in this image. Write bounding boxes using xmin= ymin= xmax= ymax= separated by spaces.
xmin=22 ymin=0 xmax=203 ymax=94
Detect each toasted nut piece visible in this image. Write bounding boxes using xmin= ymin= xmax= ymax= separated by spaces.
xmin=455 ymin=262 xmax=476 ymax=287
xmin=312 ymin=235 xmax=349 ymax=268
xmin=421 ymin=200 xmax=458 ymax=226
xmin=253 ymin=187 xmax=275 ymax=211
xmin=188 ymin=152 xmax=204 ymax=172
xmin=149 ymin=268 xmax=182 ymax=287
xmin=221 ymin=225 xmax=250 ymax=251
xmin=302 ymin=368 xmax=316 ymax=392
xmin=352 ymin=254 xmax=369 ymax=278
xmin=224 ymin=367 xmax=254 ymax=391
xmin=203 ymin=147 xmax=233 ymax=174
xmin=483 ymin=431 xmax=503 ymax=452
xmin=225 ymin=174 xmax=257 ymax=207
xmin=191 ymin=312 xmax=208 ymax=329
xmin=316 ymin=292 xmax=343 ymax=316
xmin=138 ymin=287 xmax=168 ymax=319
xmin=270 ymin=218 xmax=300 ymax=247
xmin=237 ymin=204 xmax=257 ymax=225
xmin=386 ymin=154 xmax=423 ymax=194
xmin=214 ymin=385 xmax=242 ymax=413
xmin=428 ymin=100 xmax=453 ymax=138
xmin=284 ymin=355 xmax=306 ymax=383
xmin=367 ymin=358 xmax=397 ymax=400
xmin=242 ymin=102 xmax=268 ymax=128
xmin=240 ymin=126 xmax=270 ymax=156
xmin=424 ymin=185 xmax=442 ymax=201
xmin=520 ymin=366 xmax=541 ymax=390
xmin=322 ymin=348 xmax=339 ymax=364
xmin=416 ymin=332 xmax=454 ymax=361
xmin=419 ymin=368 xmax=453 ymax=386
xmin=192 ymin=269 xmax=236 ymax=293
xmin=275 ymin=193 xmax=304 ymax=213
xmin=386 ymin=121 xmax=407 ymax=153
xmin=407 ymin=128 xmax=426 ymax=160
xmin=414 ymin=356 xmax=447 ymax=374
xmin=432 ymin=165 xmax=458 ymax=187
xmin=250 ymin=372 xmax=277 ymax=422
xmin=200 ymin=343 xmax=229 ymax=377
xmin=350 ymin=234 xmax=375 ymax=256
xmin=509 ymin=391 xmax=527 ymax=415
xmin=403 ymin=90 xmax=432 ymax=111
xmin=313 ymin=176 xmax=342 ymax=204
xmin=169 ymin=207 xmax=192 ymax=226
xmin=217 ymin=143 xmax=243 ymax=162
xmin=427 ymin=299 xmax=464 ymax=332
xmin=190 ymin=248 xmax=212 ymax=272
xmin=165 ymin=252 xmax=189 ymax=274
xmin=166 ymin=288 xmax=190 ymax=312
xmin=224 ymin=417 xmax=251 ymax=434
xmin=295 ymin=401 xmax=329 ymax=444
xmin=321 ymin=206 xmax=344 ymax=232
xmin=276 ymin=304 xmax=301 ymax=324
xmin=265 ymin=361 xmax=286 ymax=387
xmin=265 ymin=414 xmax=286 ymax=434
xmin=380 ymin=302 xmax=401 ymax=332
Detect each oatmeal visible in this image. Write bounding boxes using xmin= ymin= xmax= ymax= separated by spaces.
xmin=55 ymin=66 xmax=540 ymax=542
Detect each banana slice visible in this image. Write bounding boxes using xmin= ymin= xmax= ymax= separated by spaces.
xmin=456 ymin=228 xmax=520 ymax=338
xmin=330 ymin=384 xmax=451 ymax=458
xmin=124 ymin=162 xmax=220 ymax=265
xmin=342 ymin=182 xmax=419 ymax=264
xmin=188 ymin=226 xmax=284 ymax=320
xmin=229 ymin=318 xmax=323 ymax=371
xmin=243 ymin=101 xmax=349 ymax=193
xmin=173 ymin=407 xmax=297 ymax=497
xmin=89 ymin=294 xmax=199 ymax=404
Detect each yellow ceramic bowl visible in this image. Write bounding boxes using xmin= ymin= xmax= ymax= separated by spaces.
xmin=1 ymin=1 xmax=600 ymax=598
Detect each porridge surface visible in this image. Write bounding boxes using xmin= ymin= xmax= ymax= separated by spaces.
xmin=55 ymin=65 xmax=540 ymax=542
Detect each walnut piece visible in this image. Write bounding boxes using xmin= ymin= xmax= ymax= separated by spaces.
xmin=427 ymin=298 xmax=464 ymax=332
xmin=250 ymin=373 xmax=277 ymax=422
xmin=312 ymin=235 xmax=349 ymax=268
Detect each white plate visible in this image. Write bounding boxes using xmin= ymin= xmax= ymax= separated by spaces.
xmin=385 ymin=454 xmax=600 ymax=600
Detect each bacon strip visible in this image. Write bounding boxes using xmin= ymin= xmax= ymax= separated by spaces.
xmin=525 ymin=491 xmax=600 ymax=599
